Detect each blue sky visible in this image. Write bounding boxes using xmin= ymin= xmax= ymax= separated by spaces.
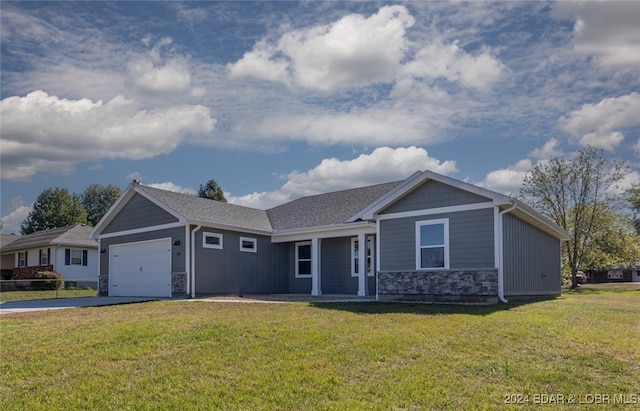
xmin=1 ymin=1 xmax=639 ymax=234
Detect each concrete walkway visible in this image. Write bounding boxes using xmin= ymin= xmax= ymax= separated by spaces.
xmin=0 ymin=296 xmax=159 ymax=314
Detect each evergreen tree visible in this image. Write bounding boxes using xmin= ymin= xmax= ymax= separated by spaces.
xmin=197 ymin=179 xmax=227 ymax=202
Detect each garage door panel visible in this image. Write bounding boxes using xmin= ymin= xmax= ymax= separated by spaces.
xmin=110 ymin=238 xmax=172 ymax=297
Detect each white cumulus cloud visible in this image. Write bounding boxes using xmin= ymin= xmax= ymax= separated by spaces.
xmin=0 ymin=197 xmax=32 ymax=235
xmin=228 ymin=146 xmax=457 ymax=209
xmin=478 ymin=159 xmax=533 ymax=195
xmin=130 ymin=59 xmax=192 ymax=93
xmin=559 ymin=93 xmax=640 ymax=151
xmin=228 ymin=5 xmax=415 ymax=91
xmin=528 ymin=138 xmax=563 ymax=160
xmin=148 ymin=182 xmax=196 ymax=195
xmin=0 ymin=90 xmax=216 ymax=181
xmin=553 ymin=1 xmax=640 ymax=69
xmin=401 ymin=41 xmax=506 ymax=91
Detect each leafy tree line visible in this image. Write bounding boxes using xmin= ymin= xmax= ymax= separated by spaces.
xmin=20 ymin=184 xmax=122 ymax=234
xmin=20 ymin=179 xmax=227 ymax=235
xmin=520 ymin=147 xmax=640 ymax=288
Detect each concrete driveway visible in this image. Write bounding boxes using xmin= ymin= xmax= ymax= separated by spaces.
xmin=0 ymin=296 xmax=160 ymax=314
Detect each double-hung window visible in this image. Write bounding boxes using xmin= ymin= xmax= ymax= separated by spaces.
xmin=40 ymin=249 xmax=49 ymax=265
xmin=416 ymin=219 xmax=449 ymax=269
xmin=295 ymin=242 xmax=312 ymax=278
xmin=71 ymin=249 xmax=83 ymax=265
xmin=18 ymin=252 xmax=27 ymax=267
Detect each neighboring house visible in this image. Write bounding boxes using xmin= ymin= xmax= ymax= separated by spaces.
xmin=1 ymin=234 xmax=20 ymax=279
xmin=0 ymin=224 xmax=99 ymax=288
xmin=589 ymin=268 xmax=637 ymax=283
xmin=90 ymin=171 xmax=570 ymax=303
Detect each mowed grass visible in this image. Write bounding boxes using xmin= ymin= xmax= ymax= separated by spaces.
xmin=0 ymin=288 xmax=97 ymax=302
xmin=1 ymin=287 xmax=638 ymax=410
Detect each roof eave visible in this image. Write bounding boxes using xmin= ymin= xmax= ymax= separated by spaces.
xmin=271 ymin=221 xmax=376 ymax=243
xmin=351 ymin=170 xmax=512 ymax=222
xmin=90 ymin=183 xmax=186 ymax=238
xmin=509 ymin=199 xmax=571 ymax=241
xmin=186 ymin=219 xmax=272 ymax=236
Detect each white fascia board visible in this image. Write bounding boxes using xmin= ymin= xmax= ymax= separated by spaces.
xmin=348 ymin=171 xmax=423 ymax=222
xmin=376 ymin=202 xmax=497 ymax=221
xmin=271 ymin=222 xmax=377 ymax=243
xmin=90 ymin=183 xmax=186 ymax=238
xmin=93 ymin=222 xmax=186 ymax=239
xmin=186 ymin=220 xmax=272 ymax=237
xmin=133 ymin=185 xmax=186 ymax=224
xmin=509 ymin=199 xmax=571 ymax=241
xmin=351 ymin=170 xmax=511 ymax=222
xmin=90 ymin=183 xmax=137 ymax=238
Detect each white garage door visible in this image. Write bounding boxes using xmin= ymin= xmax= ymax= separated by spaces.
xmin=109 ymin=238 xmax=172 ymax=297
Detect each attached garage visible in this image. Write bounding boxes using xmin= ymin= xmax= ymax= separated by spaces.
xmin=109 ymin=238 xmax=172 ymax=297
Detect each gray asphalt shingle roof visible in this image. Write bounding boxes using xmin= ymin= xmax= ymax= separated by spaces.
xmin=1 ymin=224 xmax=97 ymax=253
xmin=133 ymin=181 xmax=400 ymax=233
xmin=136 ymin=185 xmax=273 ymax=232
xmin=266 ymin=181 xmax=400 ymax=230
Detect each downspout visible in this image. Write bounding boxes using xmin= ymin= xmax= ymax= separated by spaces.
xmin=498 ymin=201 xmax=518 ymax=303
xmin=190 ymin=225 xmax=202 ymax=299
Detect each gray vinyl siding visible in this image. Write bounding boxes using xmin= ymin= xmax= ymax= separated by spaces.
xmin=288 ymin=241 xmax=311 ymax=293
xmin=380 ymin=208 xmax=495 ymax=271
xmin=503 ymin=214 xmax=561 ymax=296
xmin=380 ymin=180 xmax=490 ymax=215
xmin=194 ymin=227 xmax=288 ymax=294
xmin=99 ymin=227 xmax=185 ymax=278
xmin=103 ymin=193 xmax=178 ymax=234
xmin=321 ymin=237 xmax=358 ymax=294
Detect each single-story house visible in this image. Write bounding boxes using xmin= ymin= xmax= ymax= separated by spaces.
xmin=588 ymin=267 xmax=639 ymax=283
xmin=90 ymin=170 xmax=570 ymax=303
xmin=1 ymin=234 xmax=20 ymax=279
xmin=1 ymin=224 xmax=99 ymax=288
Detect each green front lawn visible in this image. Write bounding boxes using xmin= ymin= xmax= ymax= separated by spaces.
xmin=0 ymin=288 xmax=97 ymax=302
xmin=1 ymin=288 xmax=638 ymax=410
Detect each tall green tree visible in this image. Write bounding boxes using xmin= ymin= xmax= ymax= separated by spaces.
xmin=197 ymin=179 xmax=227 ymax=202
xmin=81 ymin=184 xmax=122 ymax=226
xmin=520 ymin=147 xmax=626 ymax=288
xmin=581 ymin=208 xmax=640 ymax=270
xmin=20 ymin=188 xmax=87 ymax=234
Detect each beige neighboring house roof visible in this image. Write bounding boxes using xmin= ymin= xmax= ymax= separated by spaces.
xmin=0 ymin=224 xmax=97 ymax=254
xmin=0 ymin=234 xmax=20 ymax=250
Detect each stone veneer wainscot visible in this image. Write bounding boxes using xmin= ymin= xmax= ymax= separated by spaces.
xmin=378 ymin=269 xmax=499 ymax=303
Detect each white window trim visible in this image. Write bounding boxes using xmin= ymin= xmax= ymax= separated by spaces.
xmin=295 ymin=241 xmax=312 ymax=278
xmin=239 ymin=236 xmax=257 ymax=253
xmin=71 ymin=249 xmax=83 ymax=265
xmin=40 ymin=249 xmax=48 ymax=265
xmin=18 ymin=252 xmax=26 ymax=267
xmin=203 ymin=232 xmax=223 ymax=250
xmin=415 ymin=218 xmax=450 ymax=270
xmin=351 ymin=236 xmax=375 ymax=277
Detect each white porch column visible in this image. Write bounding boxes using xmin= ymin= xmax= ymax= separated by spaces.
xmin=357 ymin=233 xmax=366 ymax=296
xmin=311 ymin=237 xmax=321 ymax=296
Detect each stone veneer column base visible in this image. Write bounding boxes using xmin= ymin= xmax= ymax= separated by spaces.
xmin=98 ymin=275 xmax=109 ymax=296
xmin=378 ymin=269 xmax=499 ymax=304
